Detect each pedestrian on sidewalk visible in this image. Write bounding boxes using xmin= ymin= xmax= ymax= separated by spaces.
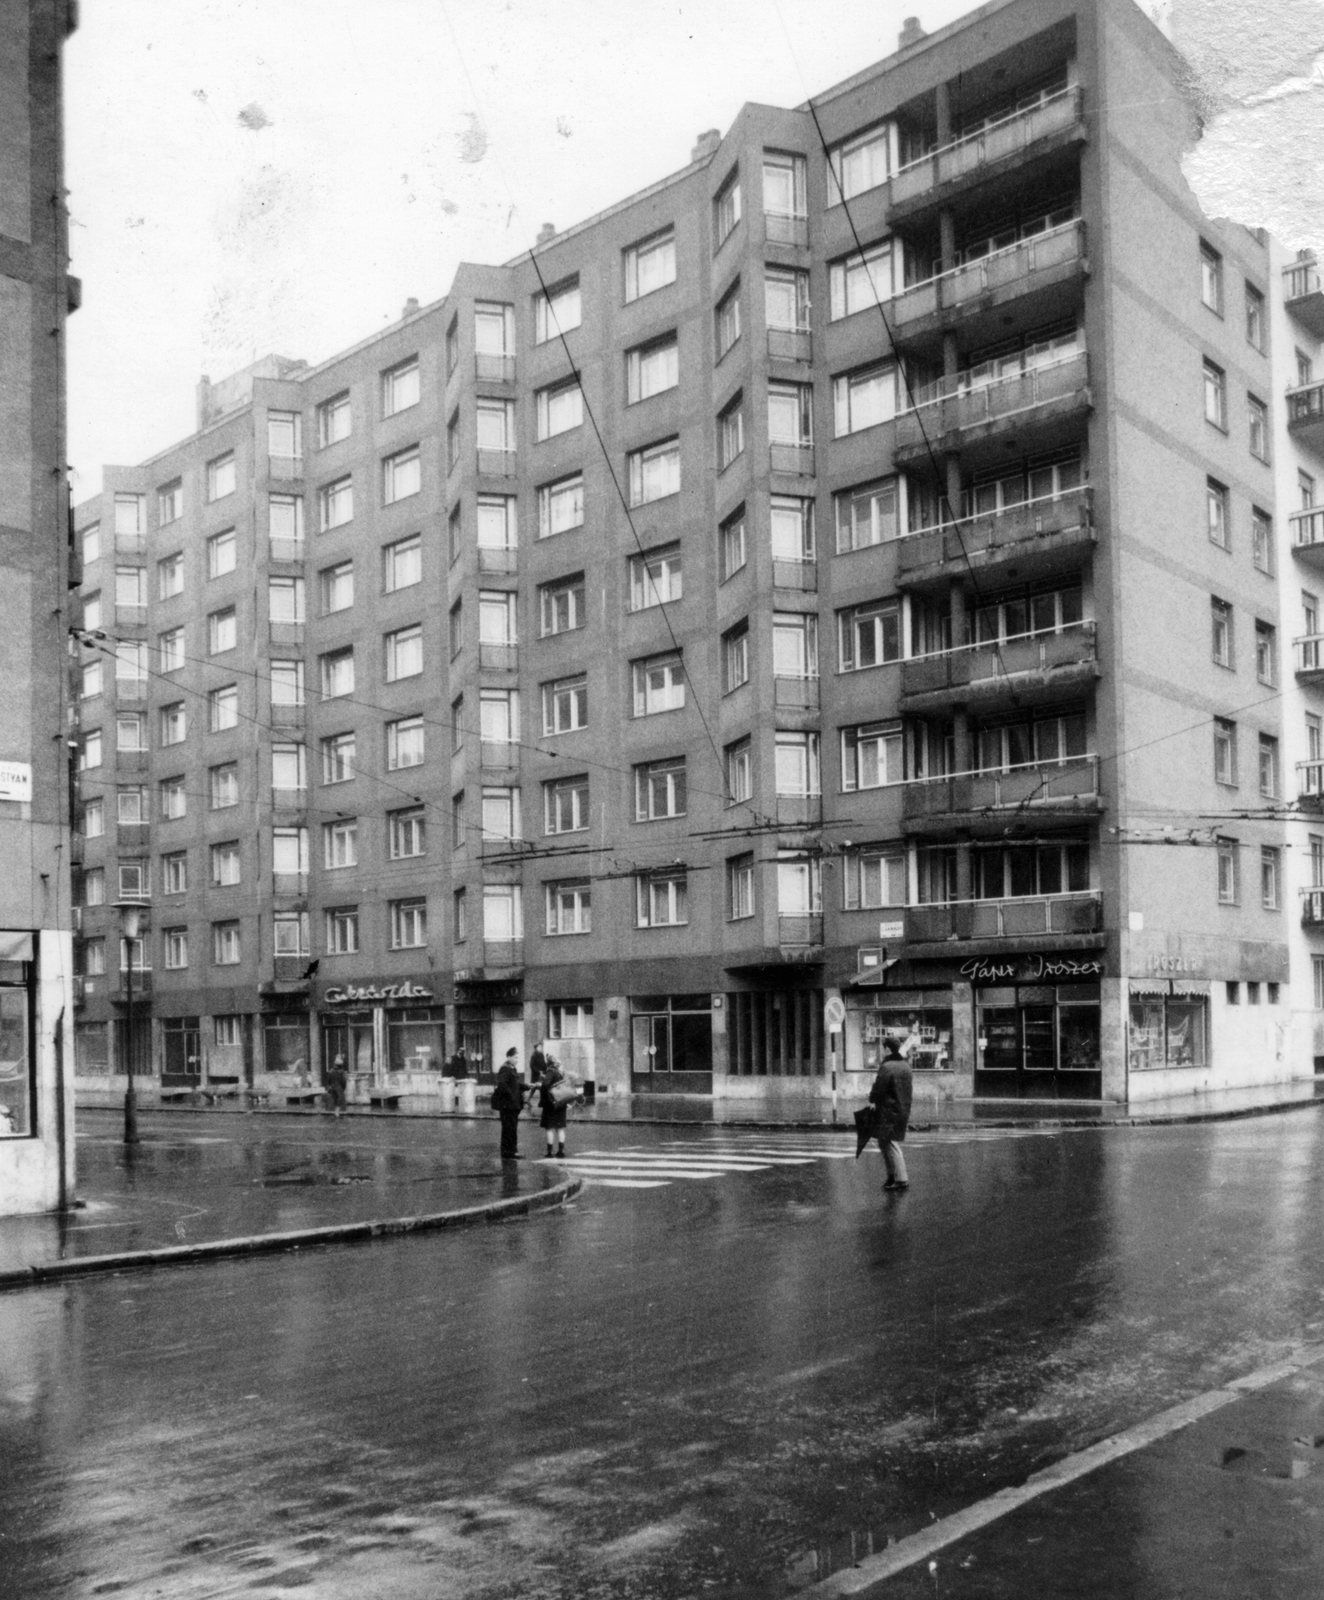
xmin=492 ymin=1047 xmax=529 ymax=1160
xmin=537 ymin=1055 xmax=571 ymax=1159
xmin=325 ymin=1053 xmax=348 ymax=1117
xmin=448 ymin=1044 xmax=470 ymax=1079
xmin=529 ymin=1041 xmax=549 ymax=1081
xmin=870 ymin=1035 xmax=913 ymax=1191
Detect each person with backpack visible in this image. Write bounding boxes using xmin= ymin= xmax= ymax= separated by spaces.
xmin=491 ymin=1047 xmax=529 ymax=1160
xmin=536 ymin=1054 xmax=573 ymax=1159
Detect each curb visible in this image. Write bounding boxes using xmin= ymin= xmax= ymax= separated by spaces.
xmin=0 ymin=1176 xmax=583 ymax=1293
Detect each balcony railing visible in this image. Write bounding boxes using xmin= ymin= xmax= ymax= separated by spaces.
xmin=482 ymin=939 xmax=524 ymax=970
xmin=116 ymin=603 xmax=146 ymax=626
xmin=114 ymin=530 xmax=146 ymax=555
xmin=1298 ymin=760 xmax=1324 ymax=801
xmin=272 ymin=872 xmax=308 ymax=896
xmin=772 ymin=558 xmax=817 ymax=591
xmin=906 ymin=890 xmax=1101 ymax=942
xmin=889 ymin=84 xmax=1085 ymax=212
xmin=770 ymin=441 xmax=815 ymax=476
xmin=269 ymin=536 xmax=305 ymax=564
xmin=1292 ymin=506 xmax=1324 ymax=558
xmin=268 ymin=453 xmax=303 ymax=480
xmin=478 ymin=546 xmax=518 ymax=575
xmin=1302 ymin=889 xmax=1324 ymax=928
xmin=477 ymin=447 xmax=517 ymax=477
xmin=1294 ymin=634 xmax=1324 ymax=678
xmin=768 ymin=327 xmax=812 ymax=362
xmin=475 ymin=353 xmax=516 ymax=384
xmin=115 ymin=675 xmax=148 ymax=703
xmin=765 ymin=212 xmax=809 ymax=247
xmin=773 ymin=675 xmax=820 ymax=710
xmin=478 ymin=641 xmax=518 ymax=671
xmin=898 ymin=485 xmax=1092 ymax=582
xmin=273 ymin=954 xmax=312 ymax=983
xmin=902 ymin=621 xmax=1097 ymax=702
xmin=271 ymin=700 xmax=306 ymax=728
xmin=479 ymin=739 xmax=520 ymax=772
xmin=903 ymin=754 xmax=1100 ymax=824
xmin=778 ymin=914 xmax=824 ymax=947
xmin=891 ymin=219 xmax=1086 ymax=331
xmin=1285 ymin=260 xmax=1324 ymax=338
xmin=897 ymin=350 xmax=1089 ymax=456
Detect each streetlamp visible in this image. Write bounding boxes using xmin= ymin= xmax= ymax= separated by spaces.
xmin=115 ymin=899 xmax=146 ymax=1145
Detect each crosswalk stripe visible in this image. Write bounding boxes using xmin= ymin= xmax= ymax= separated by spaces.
xmin=555 ymin=1165 xmax=725 ymax=1180
xmin=586 ymin=1178 xmax=671 ymax=1189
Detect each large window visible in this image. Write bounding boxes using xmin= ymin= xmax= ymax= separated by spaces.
xmin=839 ymin=599 xmax=901 ymax=670
xmin=545 ymin=880 xmax=591 ymax=936
xmin=544 ymin=774 xmax=589 ymax=835
xmin=829 ymin=123 xmax=893 ymax=201
xmin=836 ymin=478 xmax=898 ymax=552
xmin=635 ymin=757 xmax=687 ymax=821
xmin=536 ymin=379 xmax=583 ymax=440
xmin=973 ymin=841 xmax=1089 ymax=900
xmin=628 ymin=439 xmax=680 ymax=506
xmin=624 ymin=228 xmax=676 ymax=302
xmin=206 ymin=451 xmax=236 ymax=502
xmin=773 ymin=612 xmax=817 ymax=679
xmin=1129 ymin=992 xmax=1208 ymax=1070
xmin=714 ymin=167 xmax=741 ymax=245
xmin=534 ymin=276 xmax=581 ymax=343
xmin=829 ymin=241 xmax=894 ymax=320
xmin=324 ymin=818 xmax=358 ymax=869
xmin=389 ymin=808 xmax=426 ymax=860
xmin=543 ymin=674 xmax=588 ymax=734
xmin=385 ymin=624 xmax=423 ymax=681
xmin=629 ymin=544 xmax=682 ymax=611
xmin=317 ymin=391 xmax=351 ymax=447
xmin=383 ymin=445 xmax=421 ymax=503
xmin=976 ymin=709 xmax=1087 ymax=771
xmin=382 ymin=356 xmax=420 ymax=416
xmin=763 ymin=150 xmax=807 ymax=220
xmin=537 ymin=475 xmax=583 ymax=538
xmin=320 ymin=648 xmax=355 ymax=700
xmin=387 ymin=716 xmax=424 ymax=770
xmin=156 ymin=703 xmax=183 ymax=748
xmin=841 ymin=722 xmax=903 ymax=790
xmin=320 ymin=560 xmax=354 ymax=614
xmin=632 ymin=653 xmax=685 ymax=716
xmin=390 ymin=899 xmax=427 ymax=950
xmin=844 ymin=849 xmax=907 ymax=910
xmin=834 ymin=364 xmax=897 ymax=435
xmin=321 ymin=475 xmax=353 ymax=530
xmin=775 ymin=730 xmax=820 ymax=796
xmin=540 ymin=573 xmax=586 ymax=636
xmin=636 ymin=870 xmax=687 ymax=927
xmin=627 ymin=336 xmax=679 ymax=402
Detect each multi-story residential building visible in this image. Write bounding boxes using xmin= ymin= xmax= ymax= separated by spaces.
xmin=0 ymin=0 xmax=78 ymax=1211
xmin=70 ymin=0 xmax=1318 ymax=1111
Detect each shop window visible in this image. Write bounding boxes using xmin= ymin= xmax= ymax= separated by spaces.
xmin=0 ymin=949 xmax=35 ymax=1136
xmin=1129 ymin=993 xmax=1209 ymax=1070
xmin=388 ymin=1008 xmax=446 ymax=1075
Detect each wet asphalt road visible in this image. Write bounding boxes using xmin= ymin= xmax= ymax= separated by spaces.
xmin=4 ymin=1111 xmax=1324 ymax=1598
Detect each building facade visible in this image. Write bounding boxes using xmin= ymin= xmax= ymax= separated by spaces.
xmin=1 ymin=0 xmax=78 ymax=1210
xmin=70 ymin=0 xmax=1316 ymax=1110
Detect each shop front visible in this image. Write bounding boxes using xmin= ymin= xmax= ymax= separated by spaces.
xmin=844 ymin=991 xmax=954 ymax=1075
xmin=455 ymin=978 xmax=523 ymax=1080
xmin=630 ymin=993 xmax=713 ymax=1093
xmin=969 ymin=952 xmax=1103 ymax=1098
xmin=317 ymin=978 xmax=443 ymax=1095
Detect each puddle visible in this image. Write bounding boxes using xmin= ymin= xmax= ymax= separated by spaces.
xmin=257 ymin=1172 xmax=373 ymax=1188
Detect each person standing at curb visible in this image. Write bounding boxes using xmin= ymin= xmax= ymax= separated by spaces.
xmin=870 ymin=1034 xmax=913 ymax=1191
xmin=325 ymin=1053 xmax=348 ymax=1118
xmin=537 ymin=1054 xmax=571 ymax=1159
xmin=492 ymin=1047 xmax=529 ymax=1161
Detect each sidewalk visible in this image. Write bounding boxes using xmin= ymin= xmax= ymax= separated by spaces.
xmin=0 ymin=1107 xmax=575 ymax=1286
xmin=803 ymin=1343 xmax=1324 ymax=1598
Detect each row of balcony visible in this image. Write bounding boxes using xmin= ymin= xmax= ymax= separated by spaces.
xmin=902 ymin=754 xmax=1101 ymax=836
xmin=1286 ymin=379 xmax=1324 ymax=457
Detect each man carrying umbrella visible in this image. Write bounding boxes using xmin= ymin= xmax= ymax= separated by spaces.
xmin=868 ymin=1033 xmax=913 ymax=1191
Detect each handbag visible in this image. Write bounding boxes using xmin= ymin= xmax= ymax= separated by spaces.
xmin=549 ymin=1078 xmax=578 ymax=1107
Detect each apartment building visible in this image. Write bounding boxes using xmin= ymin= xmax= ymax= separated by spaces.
xmin=0 ymin=0 xmax=78 ymax=1211
xmin=70 ymin=0 xmax=1314 ymax=1110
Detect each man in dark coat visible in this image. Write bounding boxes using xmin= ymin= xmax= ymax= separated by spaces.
xmin=869 ymin=1036 xmax=913 ymax=1191
xmin=492 ymin=1047 xmax=528 ymax=1160
xmin=529 ymin=1042 xmax=549 ymax=1082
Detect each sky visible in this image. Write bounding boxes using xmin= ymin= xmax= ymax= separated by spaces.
xmin=60 ymin=0 xmax=1220 ymax=500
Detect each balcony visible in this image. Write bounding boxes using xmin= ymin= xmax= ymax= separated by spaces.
xmin=902 ymin=754 xmax=1101 ymax=837
xmin=770 ymin=441 xmax=815 ymax=477
xmin=115 ymin=675 xmax=149 ymax=703
xmin=475 ymin=352 xmax=516 ymax=384
xmin=890 ymin=220 xmax=1086 ymax=343
xmin=1303 ymin=890 xmax=1324 ymax=929
xmin=897 ymin=486 xmax=1093 ymax=590
xmin=772 ymin=558 xmax=817 ymax=592
xmin=481 ymin=939 xmax=524 ymax=973
xmin=1287 ymin=380 xmax=1324 ymax=456
xmin=905 ymin=890 xmax=1101 ymax=943
xmin=479 ymin=739 xmax=520 ymax=776
xmin=478 ymin=641 xmax=518 ymax=672
xmin=1294 ymin=634 xmax=1324 ymax=683
xmin=1285 ymin=260 xmax=1324 ymax=339
xmin=778 ymin=914 xmax=824 ymax=948
xmin=268 ymin=453 xmax=303 ymax=481
xmin=773 ymin=675 xmax=820 ymax=711
xmin=116 ymin=603 xmax=146 ymax=627
xmin=272 ymin=872 xmax=308 ymax=897
xmin=888 ymin=84 xmax=1086 ymax=221
xmin=900 ymin=622 xmax=1098 ymax=712
xmin=271 ymin=699 xmax=306 ymax=729
xmin=765 ymin=212 xmax=809 ymax=247
xmin=767 ymin=327 xmax=812 ymax=363
xmin=894 ymin=350 xmax=1090 ymax=466
xmin=269 ymin=536 xmax=305 ymax=565
xmin=270 ymin=621 xmax=304 ymax=648
xmin=114 ymin=530 xmax=146 ymax=556
xmin=1298 ymin=762 xmax=1324 ymax=811
xmin=272 ymin=955 xmax=312 ymax=986
xmin=112 ymin=968 xmax=153 ymax=1001
xmin=477 ymin=447 xmax=517 ymax=478
xmin=478 ymin=545 xmax=518 ymax=575
xmin=776 ymin=796 xmax=821 ymax=828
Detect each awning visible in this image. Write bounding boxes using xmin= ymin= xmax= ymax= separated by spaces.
xmin=0 ymin=931 xmax=33 ymax=962
xmin=1169 ymin=978 xmax=1210 ymax=995
xmin=1128 ymin=979 xmax=1171 ymax=996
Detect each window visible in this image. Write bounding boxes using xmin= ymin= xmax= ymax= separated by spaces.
xmin=82 ymin=798 xmax=104 ymax=838
xmin=628 ymin=438 xmax=680 ymax=506
xmin=83 ymin=591 xmax=102 ymax=631
xmin=156 ymin=479 xmax=182 ymax=524
xmin=162 ymin=928 xmax=188 ymax=970
xmin=1211 ymin=598 xmax=1233 ymax=667
xmin=83 ymin=866 xmax=104 ymax=906
xmin=453 ymin=889 xmax=467 ymax=943
xmin=769 ymin=382 xmax=813 ymax=446
xmin=482 ymin=883 xmax=523 ymax=941
xmin=1255 ymin=620 xmax=1277 ymax=686
xmin=448 ymin=504 xmax=462 ymax=564
xmin=1300 ymin=349 xmax=1316 ymax=387
xmin=1245 ymin=283 xmax=1266 ymax=350
xmin=624 ymin=228 xmax=676 ymax=301
xmin=537 ymin=475 xmax=583 ymax=539
xmin=118 ymin=861 xmax=146 ymax=899
xmin=778 ymin=852 xmax=822 ymax=916
xmin=829 ymin=123 xmax=892 ymax=201
xmin=383 ymin=534 xmax=421 ymax=592
xmin=389 ymin=808 xmax=426 ymax=860
xmin=1207 ymin=479 xmax=1229 ymax=549
xmin=320 ymin=560 xmax=354 ymax=614
xmin=156 ymin=552 xmax=183 ymax=598
xmin=270 ymin=660 xmax=304 ymax=707
xmin=387 ymin=716 xmax=424 ymax=769
xmin=1204 ymin=360 xmax=1227 ymax=429
xmin=114 ymin=493 xmax=144 ymax=538
xmin=324 ymin=818 xmax=358 ymax=869
xmin=763 ymin=151 xmax=807 ymax=219
xmin=714 ymin=167 xmax=741 ymax=244
xmin=446 ymin=411 xmax=460 ymax=473
xmin=839 ymin=599 xmax=901 ymax=670
xmin=728 ymin=854 xmax=755 ymax=920
xmin=385 ymin=625 xmax=423 ymax=681
xmin=726 ymin=737 xmax=752 ymax=804
xmin=535 ymin=379 xmax=583 ymax=441
xmin=632 ymin=653 xmax=684 ymax=716
xmin=208 ymin=607 xmax=236 ymax=654
xmin=157 ymin=627 xmax=184 ymax=673
xmin=543 ymin=674 xmax=588 ymax=733
xmin=829 ymin=241 xmax=894 ymax=321
xmin=212 ymin=921 xmax=241 ymax=965
xmin=274 ymin=830 xmax=307 ymax=883
xmin=474 ymin=301 xmax=514 ymax=360
xmin=273 ymin=742 xmax=307 ymax=791
xmin=718 ymin=394 xmax=745 ymax=469
xmin=382 ymin=357 xmax=420 ymax=416
xmin=636 ymin=870 xmax=687 ymax=928
xmin=1248 ymin=395 xmax=1269 ymax=462
xmin=635 ymin=757 xmax=687 ymax=820
xmin=325 ymin=907 xmax=359 ymax=955
xmin=83 ymin=938 xmax=105 ymax=976
xmin=390 ymin=899 xmax=427 ymax=949
xmin=628 ymin=336 xmax=679 ymax=403
xmin=548 ymin=1001 xmax=594 ymax=1039
xmin=534 ymin=276 xmax=581 ymax=343
xmin=320 ymin=647 xmax=354 ymax=699
xmin=383 ymin=445 xmax=421 ymax=505
xmin=775 ymin=730 xmax=820 ymax=796
xmin=771 ymin=496 xmax=815 ymax=562
xmin=1200 ymin=242 xmax=1224 ymax=313
xmin=773 ymin=612 xmax=817 ymax=679
xmin=476 ymin=398 xmax=515 ymax=452
xmin=723 ymin=622 xmax=749 ymax=692
xmin=1214 ymin=718 xmax=1238 ymax=786
xmin=269 ymin=492 xmax=304 ymax=545
xmin=274 ymin=912 xmax=310 ymax=958
xmin=975 ymin=709 xmax=1087 ymax=771
xmin=844 ymin=849 xmax=907 ymax=910
xmin=716 ymin=282 xmax=741 ymax=357
xmin=834 ymin=364 xmax=896 ymax=435
xmin=545 ymin=880 xmax=591 ymax=936
xmin=451 ymin=792 xmax=466 ymax=849
xmin=478 ymin=591 xmax=516 ymax=646
xmin=320 ymin=732 xmax=354 ymax=785
xmin=80 ymin=660 xmax=103 ymax=699
xmin=115 ymin=566 xmax=146 ymax=609
xmin=317 ymin=391 xmax=351 ymax=447
xmin=1261 ymin=846 xmax=1280 ymax=910
xmin=765 ymin=266 xmax=810 ymax=331
xmin=540 ymin=573 xmax=585 ymax=636
xmin=836 ymin=479 xmax=898 ymax=552
xmin=479 ymin=687 xmax=519 ymax=750
xmin=1216 ymin=838 xmax=1239 ymax=904
xmin=210 ymin=764 xmax=238 ymax=809
xmin=629 ymin=544 xmax=682 ymax=611
xmin=841 ymin=722 xmax=904 ymax=790
xmin=449 ymin=599 xmax=463 ymax=658
xmin=162 ymin=852 xmax=187 ymax=894
xmin=208 ymin=684 xmax=238 ymax=732
xmin=1252 ymin=508 xmax=1273 ymax=574
xmin=115 ymin=712 xmax=145 ymax=752
xmin=1259 ymin=733 xmax=1279 ymax=799
xmin=720 ymin=506 xmax=747 ymax=580
xmin=446 ymin=316 xmax=459 ymax=375
xmin=83 ymin=523 xmax=101 ymax=563
xmin=206 ymin=452 xmax=236 ymax=502
xmin=268 ymin=409 xmax=301 ymax=460
xmin=158 ymin=776 xmax=185 ymax=820
xmin=211 ymin=841 xmax=241 ymax=886
xmin=320 ymin=475 xmax=353 ymax=530
xmin=544 ymin=775 xmax=589 ymax=834
xmin=117 ymin=785 xmax=147 ymax=824
xmin=269 ymin=575 xmax=305 ymax=624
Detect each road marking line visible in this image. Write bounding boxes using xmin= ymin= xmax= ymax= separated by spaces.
xmin=584 ymin=1178 xmax=671 ymax=1189
xmin=800 ymin=1340 xmax=1324 ymax=1597
xmin=549 ymin=1163 xmax=725 ymax=1180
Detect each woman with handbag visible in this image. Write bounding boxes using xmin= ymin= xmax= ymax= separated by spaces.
xmin=537 ymin=1055 xmax=573 ymax=1159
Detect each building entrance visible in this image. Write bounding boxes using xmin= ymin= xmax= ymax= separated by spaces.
xmin=321 ymin=1012 xmax=374 ymax=1086
xmin=974 ymin=981 xmax=1101 ymax=1097
xmin=630 ymin=994 xmax=713 ymax=1093
xmin=161 ymin=1016 xmax=201 ymax=1088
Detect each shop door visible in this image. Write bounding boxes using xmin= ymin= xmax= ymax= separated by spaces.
xmin=162 ymin=1018 xmax=201 ymax=1086
xmin=460 ymin=1017 xmax=491 ymax=1077
xmin=975 ymin=984 xmax=1102 ymax=1099
xmin=630 ymin=999 xmax=713 ymax=1093
xmin=322 ymin=1015 xmax=374 ymax=1085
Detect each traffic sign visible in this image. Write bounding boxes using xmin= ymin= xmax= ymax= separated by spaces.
xmin=824 ymin=995 xmax=846 ymax=1033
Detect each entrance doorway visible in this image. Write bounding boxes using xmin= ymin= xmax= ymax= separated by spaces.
xmin=321 ymin=1012 xmax=374 ymax=1086
xmin=974 ymin=982 xmax=1101 ymax=1097
xmin=630 ymin=994 xmax=713 ymax=1093
xmin=161 ymin=1016 xmax=201 ymax=1088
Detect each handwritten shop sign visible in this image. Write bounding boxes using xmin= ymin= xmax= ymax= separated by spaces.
xmin=961 ymin=954 xmax=1103 ymax=984
xmin=323 ymin=981 xmax=432 ymax=1005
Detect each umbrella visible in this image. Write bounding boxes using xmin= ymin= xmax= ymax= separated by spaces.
xmin=853 ymin=1104 xmax=879 ymax=1158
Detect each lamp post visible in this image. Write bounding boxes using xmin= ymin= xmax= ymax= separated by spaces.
xmin=115 ymin=899 xmax=145 ymax=1145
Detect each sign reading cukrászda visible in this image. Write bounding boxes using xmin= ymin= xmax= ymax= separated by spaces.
xmin=323 ymin=981 xmax=433 ymax=1005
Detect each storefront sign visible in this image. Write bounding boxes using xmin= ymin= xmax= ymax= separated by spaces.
xmin=961 ymin=954 xmax=1103 ymax=984
xmin=1147 ymin=954 xmax=1202 ymax=975
xmin=0 ymin=761 xmax=32 ymax=803
xmin=323 ymin=981 xmax=432 ymax=1005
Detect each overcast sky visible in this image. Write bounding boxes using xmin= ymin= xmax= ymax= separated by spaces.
xmin=65 ymin=0 xmax=1185 ymax=498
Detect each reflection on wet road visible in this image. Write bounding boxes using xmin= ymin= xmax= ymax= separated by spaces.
xmin=3 ymin=1114 xmax=1324 ymax=1597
